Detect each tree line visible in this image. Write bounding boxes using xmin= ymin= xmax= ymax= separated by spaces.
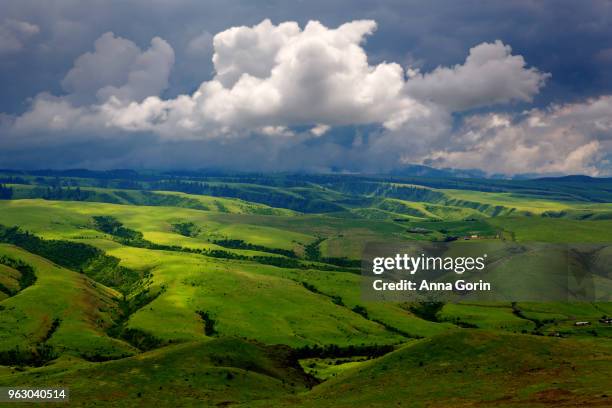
xmin=0 ymin=225 xmax=141 ymax=293
xmin=0 ymin=255 xmax=36 ymax=296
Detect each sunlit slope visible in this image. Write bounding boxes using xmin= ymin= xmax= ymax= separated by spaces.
xmin=210 ymin=213 xmax=408 ymax=259
xmin=291 ymin=330 xmax=612 ymax=408
xmin=106 ymin=246 xmax=403 ymax=346
xmin=242 ymin=265 xmax=454 ymax=338
xmin=8 ymin=184 xmax=297 ymax=215
xmin=7 ymin=173 xmax=612 ymax=222
xmin=1 ymin=198 xmax=611 ymax=345
xmin=0 ymin=244 xmax=135 ymax=360
xmin=358 ymin=187 xmax=612 ymax=222
xmin=0 ymin=173 xmax=611 ymax=407
xmin=442 ymin=189 xmax=588 ymax=214
xmin=489 ymin=216 xmax=612 ymax=242
xmin=0 ymin=199 xmax=410 ymax=259
xmin=0 ymin=199 xmax=314 ymax=254
xmin=0 ymin=200 xmax=435 ymax=345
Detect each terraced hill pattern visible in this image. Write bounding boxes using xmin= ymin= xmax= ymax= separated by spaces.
xmin=0 ymin=170 xmax=611 ymax=406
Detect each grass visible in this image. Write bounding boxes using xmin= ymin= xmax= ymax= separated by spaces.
xmin=443 ymin=188 xmax=612 ymax=215
xmin=126 ymin=250 xmax=403 ymax=346
xmin=0 ymin=263 xmax=21 ymax=297
xmin=489 ymin=216 xmax=612 ymax=242
xmin=0 ymin=199 xmax=312 ymax=255
xmin=0 ymin=338 xmax=315 ymax=406
xmin=8 ymin=184 xmax=297 ymax=216
xmin=0 ymin=244 xmax=135 ymax=361
xmin=438 ymin=303 xmax=534 ymax=331
xmin=288 ymin=330 xmax=612 ymax=407
xmin=300 ymin=356 xmax=372 ymax=381
xmin=244 ymin=265 xmax=454 ymax=338
xmin=1 ymin=172 xmax=612 ymax=406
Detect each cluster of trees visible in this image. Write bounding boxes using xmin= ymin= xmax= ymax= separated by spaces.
xmin=196 ymin=310 xmax=217 ymax=336
xmin=40 ymin=186 xmax=92 ymax=201
xmin=172 ymin=222 xmax=200 ymax=237
xmin=206 ymin=249 xmax=303 ymax=268
xmin=108 ymin=288 xmax=165 ymax=351
xmin=212 ymin=238 xmax=297 ymax=258
xmin=351 ymin=305 xmax=369 ymax=319
xmin=409 ymin=302 xmax=445 ymax=322
xmin=0 ymin=184 xmax=13 ymax=199
xmin=0 ymin=255 xmax=36 ymax=296
xmin=115 ymin=328 xmax=162 ymax=351
xmin=0 ymin=225 xmax=101 ymax=270
xmin=293 ymin=343 xmax=395 ymax=359
xmin=93 ymin=216 xmax=144 ymax=243
xmin=304 ymin=238 xmax=361 ymax=269
xmin=0 ymin=176 xmax=29 ymax=184
xmin=91 ymin=216 xmax=309 ymax=269
xmin=0 ymin=344 xmax=57 ymax=367
xmin=41 ymin=318 xmax=61 ymax=342
xmin=300 ymin=281 xmax=344 ymax=306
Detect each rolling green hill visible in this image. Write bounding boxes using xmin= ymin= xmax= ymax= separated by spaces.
xmin=0 ymin=170 xmax=611 ymax=406
xmin=293 ymin=330 xmax=612 ymax=407
xmin=0 ymin=338 xmax=316 ymax=407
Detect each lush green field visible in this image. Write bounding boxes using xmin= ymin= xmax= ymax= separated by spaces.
xmin=0 ymin=171 xmax=611 ymax=406
xmin=292 ymin=330 xmax=612 ymax=407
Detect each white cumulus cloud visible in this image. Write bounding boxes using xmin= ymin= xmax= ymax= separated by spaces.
xmin=422 ymin=96 xmax=612 ymax=176
xmin=61 ymin=32 xmax=174 ymax=105
xmin=12 ymin=20 xmax=548 ymax=137
xmin=198 ymin=19 xmax=426 ymax=130
xmin=406 ymin=40 xmax=549 ymax=111
xmin=13 ymin=19 xmax=432 ymax=138
xmin=7 ymin=19 xmax=609 ymax=175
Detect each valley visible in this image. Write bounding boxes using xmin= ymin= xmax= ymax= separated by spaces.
xmin=0 ymin=170 xmax=611 ymax=406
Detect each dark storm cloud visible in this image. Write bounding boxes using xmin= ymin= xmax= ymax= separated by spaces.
xmin=2 ymin=0 xmax=611 ymax=113
xmin=0 ymin=1 xmax=611 ymax=175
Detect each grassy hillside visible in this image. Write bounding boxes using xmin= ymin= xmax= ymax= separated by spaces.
xmin=0 ymin=171 xmax=611 ymax=406
xmin=0 ymin=338 xmax=316 ymax=407
xmin=0 ymin=244 xmax=135 ymax=363
xmin=293 ymin=330 xmax=612 ymax=407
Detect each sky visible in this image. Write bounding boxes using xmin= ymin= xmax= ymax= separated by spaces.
xmin=0 ymin=0 xmax=611 ymax=176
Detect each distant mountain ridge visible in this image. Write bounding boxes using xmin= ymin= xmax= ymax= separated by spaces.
xmin=2 ymin=167 xmax=612 ymax=208
xmin=1 ymin=165 xmax=608 ymax=182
